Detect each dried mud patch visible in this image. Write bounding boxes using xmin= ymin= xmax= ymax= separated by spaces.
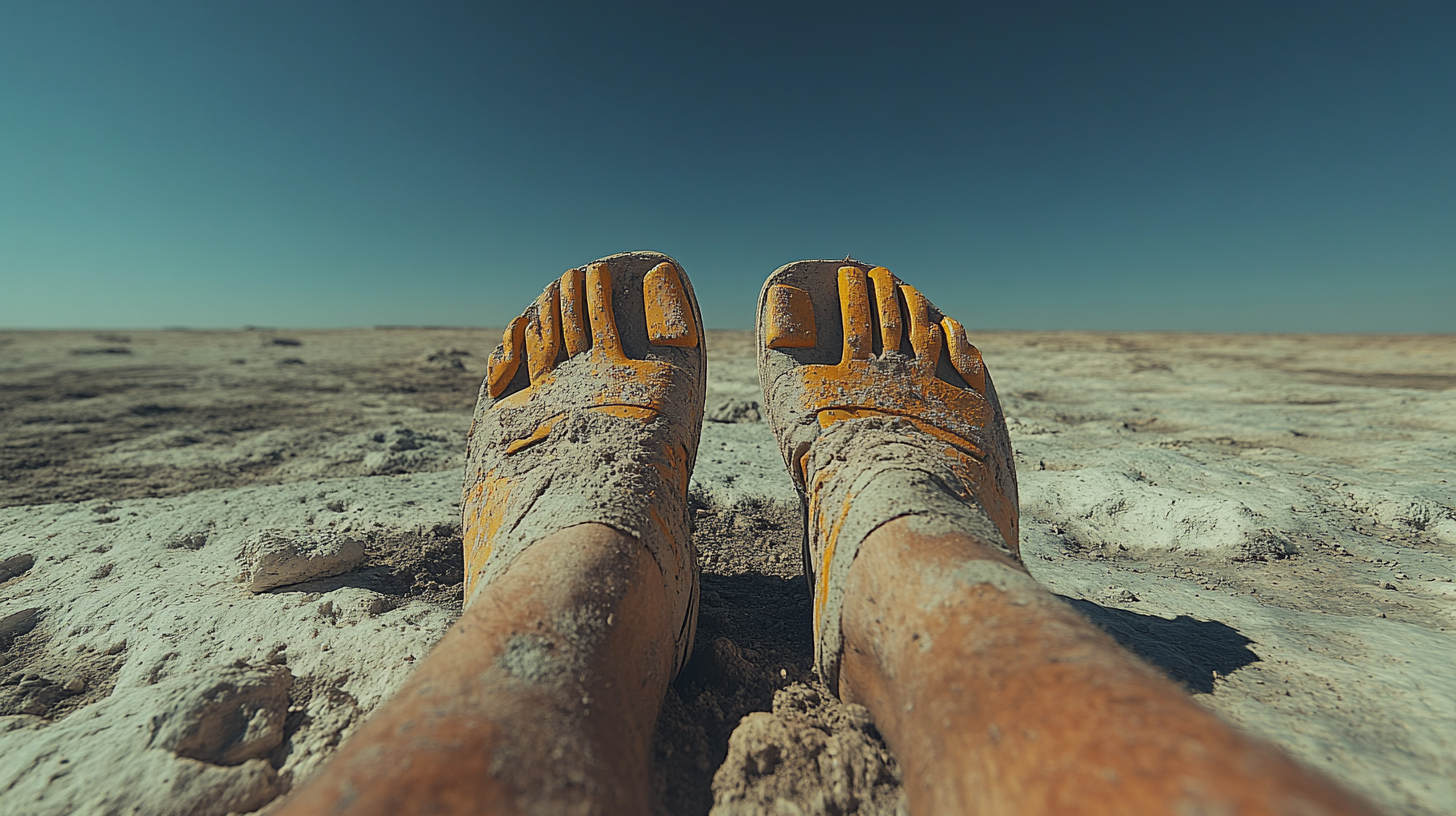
xmin=258 ymin=523 xmax=466 ymax=615
xmin=0 ymin=612 xmax=125 ymax=721
xmin=0 ymin=330 xmax=489 ymax=508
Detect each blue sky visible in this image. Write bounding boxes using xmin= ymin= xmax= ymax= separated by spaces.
xmin=2 ymin=1 xmax=1453 ymax=331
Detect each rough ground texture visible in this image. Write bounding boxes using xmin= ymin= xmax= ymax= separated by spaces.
xmin=1 ymin=328 xmax=1453 ymax=815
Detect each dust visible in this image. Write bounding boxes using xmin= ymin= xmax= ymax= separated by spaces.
xmin=500 ymin=633 xmax=571 ymax=685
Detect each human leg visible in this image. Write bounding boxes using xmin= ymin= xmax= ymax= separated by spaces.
xmin=755 ymin=259 xmax=1377 ymax=815
xmin=277 ymin=252 xmax=707 ymax=814
xmin=840 ymin=518 xmax=1377 ymax=815
xmin=275 ymin=523 xmax=678 ymax=815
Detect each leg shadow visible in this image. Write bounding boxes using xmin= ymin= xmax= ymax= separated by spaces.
xmin=652 ymin=572 xmax=815 ymax=816
xmin=1061 ymin=597 xmax=1259 ymax=693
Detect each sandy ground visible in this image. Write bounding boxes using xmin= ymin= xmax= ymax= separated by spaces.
xmin=1 ymin=327 xmax=1453 ymax=815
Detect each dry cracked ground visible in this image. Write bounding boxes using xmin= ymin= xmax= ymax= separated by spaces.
xmin=1 ymin=328 xmax=1453 ymax=815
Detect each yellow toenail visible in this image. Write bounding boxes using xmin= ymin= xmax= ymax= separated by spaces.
xmin=942 ymin=316 xmax=986 ymax=392
xmin=644 ymin=263 xmax=700 ymax=348
xmin=559 ymin=268 xmax=590 ymax=356
xmin=765 ymin=284 xmax=817 ymax=349
xmin=867 ymin=267 xmax=902 ymax=354
xmin=526 ymin=282 xmax=562 ymax=385
xmin=838 ymin=267 xmax=873 ymax=362
xmin=487 ymin=315 xmax=529 ymax=398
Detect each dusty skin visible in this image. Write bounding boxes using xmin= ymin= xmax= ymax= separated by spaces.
xmin=0 ymin=326 xmax=1453 ymax=814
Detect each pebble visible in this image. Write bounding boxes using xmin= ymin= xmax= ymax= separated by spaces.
xmin=0 ymin=553 xmax=36 ymax=582
xmin=238 ymin=529 xmax=365 ymax=592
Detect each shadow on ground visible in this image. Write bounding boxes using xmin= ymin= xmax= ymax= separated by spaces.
xmin=1063 ymin=597 xmax=1259 ymax=693
xmin=652 ymin=572 xmax=815 ymax=816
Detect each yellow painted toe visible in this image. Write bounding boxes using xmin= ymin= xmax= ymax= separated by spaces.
xmin=765 ymin=284 xmax=818 ymax=349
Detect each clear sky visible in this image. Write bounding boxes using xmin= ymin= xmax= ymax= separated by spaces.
xmin=2 ymin=1 xmax=1453 ymax=332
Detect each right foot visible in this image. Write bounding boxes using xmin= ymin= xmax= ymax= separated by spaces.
xmin=463 ymin=250 xmax=707 ymax=675
xmin=755 ymin=260 xmax=1020 ymax=689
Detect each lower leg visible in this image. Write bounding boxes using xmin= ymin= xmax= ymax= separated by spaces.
xmin=276 ymin=523 xmax=677 ymax=816
xmin=839 ymin=516 xmax=1378 ymax=816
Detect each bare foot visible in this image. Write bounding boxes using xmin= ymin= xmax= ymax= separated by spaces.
xmin=755 ymin=260 xmax=1378 ymax=816
xmin=463 ymin=250 xmax=707 ymax=672
xmin=276 ymin=251 xmax=706 ymax=815
xmin=756 ymin=260 xmax=1019 ymax=689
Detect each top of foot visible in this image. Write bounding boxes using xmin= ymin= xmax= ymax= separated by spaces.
xmin=756 ymin=260 xmax=1018 ymax=550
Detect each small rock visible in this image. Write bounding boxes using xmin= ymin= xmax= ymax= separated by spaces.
xmin=63 ymin=677 xmax=86 ymax=693
xmin=0 ymin=608 xmax=41 ymax=650
xmin=164 ymin=532 xmax=209 ymax=550
xmin=1106 ymin=587 xmax=1139 ymax=603
xmin=418 ymin=349 xmax=468 ymax=371
xmin=70 ymin=346 xmax=132 ymax=355
xmin=706 ymin=398 xmax=762 ymax=423
xmin=0 ymin=553 xmax=35 ymax=583
xmin=150 ymin=666 xmax=292 ymax=765
xmin=105 ymin=640 xmax=127 ymax=655
xmin=388 ymin=429 xmax=423 ymax=452
xmin=1380 ymin=581 xmax=1398 ymax=590
xmin=238 ymin=530 xmax=365 ymax=592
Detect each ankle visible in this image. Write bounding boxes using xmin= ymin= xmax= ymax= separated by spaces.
xmin=803 ymin=448 xmax=1016 ymax=686
xmin=839 ymin=516 xmax=1032 ymax=645
xmin=836 ymin=518 xmax=1043 ymax=739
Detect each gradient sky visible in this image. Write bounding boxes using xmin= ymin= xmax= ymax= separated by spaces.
xmin=2 ymin=1 xmax=1453 ymax=331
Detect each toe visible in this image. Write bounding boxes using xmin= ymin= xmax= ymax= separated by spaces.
xmin=526 ymin=282 xmax=563 ymax=385
xmin=764 ymin=283 xmax=817 ymax=349
xmin=487 ymin=315 xmax=528 ymax=398
xmin=866 ymin=266 xmax=903 ymax=355
xmin=837 ymin=266 xmax=874 ymax=362
xmin=900 ymin=284 xmax=943 ymax=368
xmin=644 ymin=262 xmax=700 ymax=348
xmin=941 ymin=316 xmax=986 ymax=393
xmin=559 ymin=268 xmax=590 ymax=356
xmin=585 ymin=262 xmax=626 ymax=360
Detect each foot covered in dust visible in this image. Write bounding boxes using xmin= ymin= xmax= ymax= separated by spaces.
xmin=755 ymin=260 xmax=1020 ymax=689
xmin=464 ymin=250 xmax=707 ymax=675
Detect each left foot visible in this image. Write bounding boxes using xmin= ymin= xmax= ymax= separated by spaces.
xmin=463 ymin=250 xmax=708 ymax=675
xmin=274 ymin=253 xmax=707 ymax=815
